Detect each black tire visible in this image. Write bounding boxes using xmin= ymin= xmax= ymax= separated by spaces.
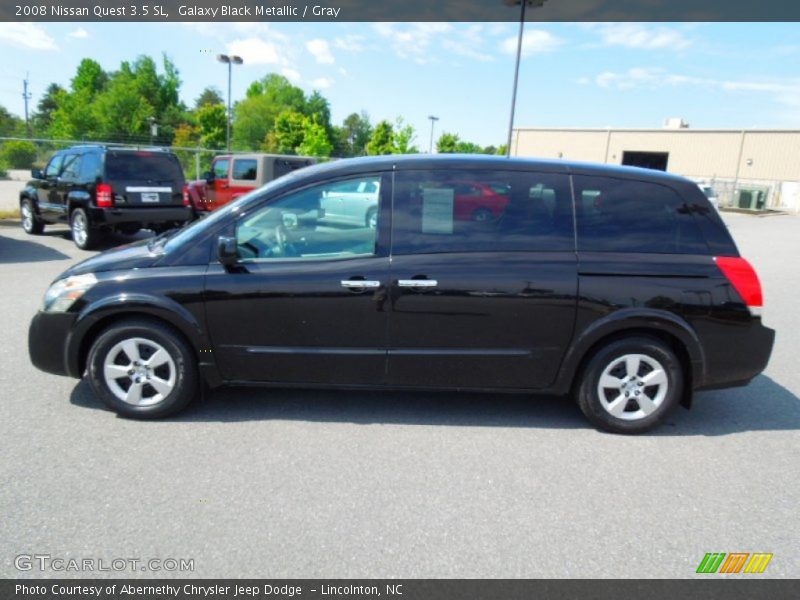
xmin=20 ymin=198 xmax=44 ymax=234
xmin=70 ymin=207 xmax=100 ymax=250
xmin=365 ymin=206 xmax=378 ymax=229
xmin=87 ymin=318 xmax=198 ymax=419
xmin=575 ymin=336 xmax=683 ymax=434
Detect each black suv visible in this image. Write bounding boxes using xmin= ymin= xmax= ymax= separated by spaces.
xmin=20 ymin=145 xmax=191 ymax=249
xmin=27 ymin=155 xmax=775 ymax=433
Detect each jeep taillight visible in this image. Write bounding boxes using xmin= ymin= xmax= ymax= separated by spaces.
xmin=714 ymin=256 xmax=763 ymax=316
xmin=182 ymin=185 xmax=190 ymax=206
xmin=96 ymin=183 xmax=113 ymax=208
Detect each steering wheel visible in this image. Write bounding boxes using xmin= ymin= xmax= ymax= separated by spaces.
xmin=271 ymin=224 xmax=299 ymax=258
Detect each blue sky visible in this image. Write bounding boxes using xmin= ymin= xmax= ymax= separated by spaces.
xmin=1 ymin=21 xmax=799 ymax=147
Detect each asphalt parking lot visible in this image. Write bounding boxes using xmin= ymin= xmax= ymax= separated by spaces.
xmin=0 ymin=213 xmax=798 ymax=579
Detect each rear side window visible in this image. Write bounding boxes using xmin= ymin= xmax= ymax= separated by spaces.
xmin=392 ymin=169 xmax=573 ymax=255
xmin=60 ymin=154 xmax=82 ymax=181
xmin=232 ymin=159 xmax=257 ymax=181
xmin=79 ymin=152 xmax=102 ymax=181
xmin=105 ymin=152 xmax=184 ymax=183
xmin=573 ymin=175 xmax=707 ymax=254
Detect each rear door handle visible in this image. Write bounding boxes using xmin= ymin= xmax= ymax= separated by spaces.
xmin=398 ymin=279 xmax=438 ymax=288
xmin=341 ymin=280 xmax=381 ymax=289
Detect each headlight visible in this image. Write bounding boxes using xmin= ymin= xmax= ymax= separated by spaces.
xmin=42 ymin=274 xmax=98 ymax=313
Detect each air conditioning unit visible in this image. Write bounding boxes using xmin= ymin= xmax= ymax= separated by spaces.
xmin=663 ymin=117 xmax=689 ymax=129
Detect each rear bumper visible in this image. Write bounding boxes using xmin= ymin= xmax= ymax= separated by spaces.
xmin=29 ymin=310 xmax=76 ymax=378
xmin=89 ymin=206 xmax=192 ymax=226
xmin=697 ymin=320 xmax=775 ymax=390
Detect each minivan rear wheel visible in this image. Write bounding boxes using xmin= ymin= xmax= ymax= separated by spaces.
xmin=576 ymin=336 xmax=682 ymax=434
xmin=87 ymin=319 xmax=198 ymax=419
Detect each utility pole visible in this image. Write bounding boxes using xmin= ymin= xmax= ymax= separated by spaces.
xmin=22 ymin=73 xmax=32 ymax=137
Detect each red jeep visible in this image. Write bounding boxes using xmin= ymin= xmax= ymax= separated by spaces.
xmin=185 ymin=153 xmax=316 ymax=213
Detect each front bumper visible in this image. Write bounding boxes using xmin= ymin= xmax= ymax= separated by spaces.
xmin=89 ymin=206 xmax=193 ymax=226
xmin=28 ymin=311 xmax=76 ymax=377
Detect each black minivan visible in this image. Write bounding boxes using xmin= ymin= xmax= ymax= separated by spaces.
xmin=20 ymin=145 xmax=191 ymax=250
xmin=28 ymin=155 xmax=775 ymax=433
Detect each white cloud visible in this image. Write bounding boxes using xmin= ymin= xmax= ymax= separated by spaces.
xmin=311 ymin=77 xmax=333 ymax=89
xmin=281 ymin=68 xmax=301 ymax=83
xmin=67 ymin=27 xmax=89 ymax=39
xmin=334 ymin=35 xmax=365 ymax=53
xmin=584 ymin=66 xmax=800 ymax=116
xmin=501 ymin=29 xmax=562 ymax=57
xmin=592 ymin=23 xmax=692 ymax=50
xmin=0 ymin=23 xmax=57 ymax=51
xmin=226 ymin=37 xmax=284 ymax=65
xmin=373 ymin=22 xmax=453 ymax=64
xmin=306 ymin=39 xmax=335 ymax=64
xmin=442 ymin=25 xmax=494 ymax=62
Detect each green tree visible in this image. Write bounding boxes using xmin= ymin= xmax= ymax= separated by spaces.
xmin=436 ymin=132 xmax=460 ymax=153
xmin=269 ymin=109 xmax=307 ymax=154
xmin=297 ymin=118 xmax=333 ymax=157
xmin=0 ymin=105 xmax=24 ymax=137
xmin=32 ymin=83 xmax=64 ymax=134
xmin=0 ymin=140 xmax=38 ymax=168
xmin=366 ymin=120 xmax=395 ymax=155
xmin=71 ymin=58 xmax=107 ymax=96
xmin=233 ymin=74 xmax=307 ymax=150
xmin=393 ymin=118 xmax=418 ymax=154
xmin=196 ymin=103 xmax=227 ymax=149
xmin=340 ymin=111 xmax=372 ymax=156
xmin=195 ymin=86 xmax=224 ymax=109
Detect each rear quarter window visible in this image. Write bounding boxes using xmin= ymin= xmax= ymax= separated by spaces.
xmin=573 ymin=175 xmax=708 ymax=255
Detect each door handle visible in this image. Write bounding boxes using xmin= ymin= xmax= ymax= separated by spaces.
xmin=341 ymin=280 xmax=381 ymax=289
xmin=398 ymin=279 xmax=438 ymax=288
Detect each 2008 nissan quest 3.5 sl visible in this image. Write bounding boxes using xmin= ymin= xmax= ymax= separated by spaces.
xmin=28 ymin=155 xmax=775 ymax=433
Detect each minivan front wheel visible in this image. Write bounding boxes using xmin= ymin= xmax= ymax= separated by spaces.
xmin=576 ymin=336 xmax=682 ymax=434
xmin=87 ymin=319 xmax=198 ymax=419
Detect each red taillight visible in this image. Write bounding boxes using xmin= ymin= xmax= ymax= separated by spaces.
xmin=714 ymin=256 xmax=763 ymax=315
xmin=182 ymin=185 xmax=190 ymax=206
xmin=96 ymin=183 xmax=113 ymax=208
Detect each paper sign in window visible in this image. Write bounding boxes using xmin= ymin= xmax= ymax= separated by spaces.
xmin=421 ymin=188 xmax=454 ymax=234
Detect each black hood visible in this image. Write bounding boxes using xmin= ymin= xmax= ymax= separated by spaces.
xmin=59 ymin=239 xmax=163 ymax=279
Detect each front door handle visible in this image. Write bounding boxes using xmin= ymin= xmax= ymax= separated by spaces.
xmin=341 ymin=280 xmax=381 ymax=289
xmin=398 ymin=279 xmax=438 ymax=288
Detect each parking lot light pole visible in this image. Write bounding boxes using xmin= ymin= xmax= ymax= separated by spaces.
xmin=428 ymin=115 xmax=439 ymax=153
xmin=504 ymin=0 xmax=546 ymax=158
xmin=217 ymin=54 xmax=244 ymax=151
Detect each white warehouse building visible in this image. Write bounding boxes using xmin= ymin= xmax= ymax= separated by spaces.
xmin=510 ymin=124 xmax=800 ymax=212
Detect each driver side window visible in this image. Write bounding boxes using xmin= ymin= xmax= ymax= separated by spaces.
xmin=235 ymin=174 xmax=383 ymax=262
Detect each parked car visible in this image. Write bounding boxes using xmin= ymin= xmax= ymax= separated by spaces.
xmin=20 ymin=145 xmax=192 ymax=250
xmin=28 ymin=155 xmax=774 ymax=433
xmin=699 ymin=184 xmax=720 ymax=210
xmin=185 ymin=153 xmax=316 ymax=214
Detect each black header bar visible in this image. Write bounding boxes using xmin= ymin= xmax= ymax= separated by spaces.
xmin=1 ymin=0 xmax=800 ymax=22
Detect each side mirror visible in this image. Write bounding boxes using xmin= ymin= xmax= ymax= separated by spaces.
xmin=31 ymin=168 xmax=43 ymax=180
xmin=204 ymin=171 xmax=215 ymax=185
xmin=217 ymin=236 xmax=238 ymax=267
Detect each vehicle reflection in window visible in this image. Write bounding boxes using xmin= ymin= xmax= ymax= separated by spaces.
xmin=235 ymin=176 xmax=381 ymax=262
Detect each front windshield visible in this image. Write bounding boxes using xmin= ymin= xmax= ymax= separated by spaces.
xmin=163 ymin=174 xmax=304 ymax=253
